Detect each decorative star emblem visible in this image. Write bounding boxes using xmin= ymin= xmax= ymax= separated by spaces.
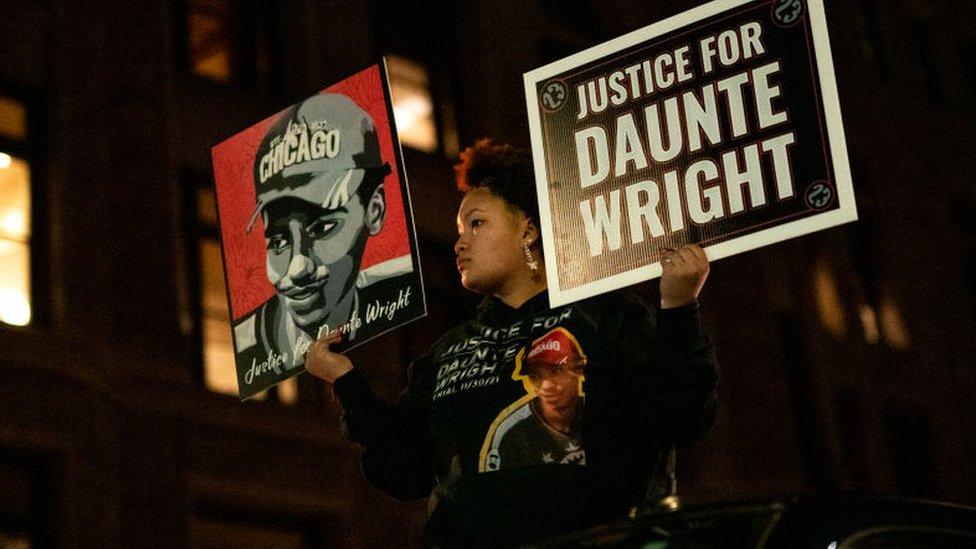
xmin=566 ymin=441 xmax=580 ymax=452
xmin=542 ymin=452 xmax=554 ymax=464
xmin=565 ymin=453 xmax=585 ymax=465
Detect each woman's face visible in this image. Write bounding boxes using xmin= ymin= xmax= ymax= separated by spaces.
xmin=455 ymin=187 xmax=528 ymax=294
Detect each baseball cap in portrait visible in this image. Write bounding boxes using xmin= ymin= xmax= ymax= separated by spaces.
xmin=525 ymin=328 xmax=584 ymax=368
xmin=246 ymin=93 xmax=388 ymax=232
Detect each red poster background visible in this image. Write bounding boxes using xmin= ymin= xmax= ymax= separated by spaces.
xmin=211 ymin=65 xmax=410 ymax=320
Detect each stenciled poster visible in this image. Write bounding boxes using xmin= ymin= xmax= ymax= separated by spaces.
xmin=211 ymin=62 xmax=426 ymax=400
xmin=525 ymin=0 xmax=856 ymax=307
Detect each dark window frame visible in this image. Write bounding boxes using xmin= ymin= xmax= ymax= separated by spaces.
xmin=179 ymin=168 xmax=214 ymax=390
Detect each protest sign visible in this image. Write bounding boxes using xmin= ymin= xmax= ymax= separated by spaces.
xmin=211 ymin=62 xmax=426 ymax=400
xmin=525 ymin=0 xmax=856 ymax=307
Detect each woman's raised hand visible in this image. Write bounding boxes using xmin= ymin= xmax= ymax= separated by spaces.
xmin=305 ymin=331 xmax=354 ymax=383
xmin=659 ymin=244 xmax=710 ymax=309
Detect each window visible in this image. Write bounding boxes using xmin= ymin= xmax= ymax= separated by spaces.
xmin=185 ymin=176 xmax=296 ymax=403
xmin=179 ymin=0 xmax=279 ymax=92
xmin=813 ymin=259 xmax=846 ymax=338
xmin=877 ymin=293 xmax=910 ymax=350
xmin=0 ymin=460 xmax=32 ymax=549
xmin=185 ymin=0 xmax=233 ymax=82
xmin=0 ymin=456 xmax=55 ymax=549
xmin=194 ymin=186 xmax=237 ymax=395
xmin=368 ymin=1 xmax=456 ymax=156
xmin=857 ymin=303 xmax=880 ymax=345
xmin=843 ymin=158 xmax=909 ymax=350
xmin=0 ymin=96 xmax=28 ymax=141
xmin=387 ymin=55 xmax=439 ymax=153
xmin=0 ymin=95 xmax=31 ymax=327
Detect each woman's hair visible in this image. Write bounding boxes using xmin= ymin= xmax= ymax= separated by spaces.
xmin=454 ymin=138 xmax=540 ymax=227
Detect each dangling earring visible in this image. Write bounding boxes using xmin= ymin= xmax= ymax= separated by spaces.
xmin=523 ymin=242 xmax=539 ymax=272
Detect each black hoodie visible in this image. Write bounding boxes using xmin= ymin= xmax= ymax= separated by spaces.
xmin=333 ymin=289 xmax=718 ymax=547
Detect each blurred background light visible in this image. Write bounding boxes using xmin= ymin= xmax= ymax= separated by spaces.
xmin=0 ymin=151 xmax=30 ymax=328
xmin=387 ymin=55 xmax=438 ymax=153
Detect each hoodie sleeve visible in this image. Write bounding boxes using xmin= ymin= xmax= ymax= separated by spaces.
xmin=611 ymin=296 xmax=719 ymax=446
xmin=332 ymin=356 xmax=435 ymax=500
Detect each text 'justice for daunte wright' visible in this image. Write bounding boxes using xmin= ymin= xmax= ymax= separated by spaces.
xmin=572 ymin=21 xmax=798 ymax=256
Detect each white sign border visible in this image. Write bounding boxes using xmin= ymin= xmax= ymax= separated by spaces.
xmin=524 ymin=0 xmax=856 ymax=308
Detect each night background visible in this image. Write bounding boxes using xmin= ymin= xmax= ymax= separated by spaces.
xmin=0 ymin=0 xmax=974 ymax=547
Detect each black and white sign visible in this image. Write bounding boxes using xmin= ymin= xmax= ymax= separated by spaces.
xmin=525 ymin=0 xmax=856 ymax=306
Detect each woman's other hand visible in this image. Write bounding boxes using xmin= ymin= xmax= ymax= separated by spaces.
xmin=305 ymin=331 xmax=354 ymax=383
xmin=660 ymin=244 xmax=710 ymax=309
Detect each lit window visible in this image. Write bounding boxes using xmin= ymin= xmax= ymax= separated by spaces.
xmin=858 ymin=303 xmax=880 ymax=345
xmin=0 ymin=95 xmax=31 ymax=328
xmin=879 ymin=295 xmax=910 ymax=350
xmin=186 ymin=0 xmax=233 ymax=82
xmin=387 ymin=55 xmax=438 ymax=153
xmin=198 ymin=236 xmax=237 ymax=395
xmin=813 ymin=260 xmax=846 ymax=337
xmin=194 ymin=186 xmax=297 ymax=403
xmin=0 ymin=96 xmax=28 ymax=141
xmin=182 ymin=0 xmax=278 ymax=92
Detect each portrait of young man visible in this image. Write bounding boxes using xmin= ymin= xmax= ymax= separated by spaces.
xmin=481 ymin=328 xmax=589 ymax=471
xmin=231 ymin=92 xmax=417 ymax=380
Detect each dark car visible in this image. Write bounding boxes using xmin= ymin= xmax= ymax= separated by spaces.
xmin=529 ymin=495 xmax=976 ymax=548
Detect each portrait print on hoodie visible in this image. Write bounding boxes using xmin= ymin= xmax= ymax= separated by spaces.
xmin=479 ymin=327 xmax=589 ymax=471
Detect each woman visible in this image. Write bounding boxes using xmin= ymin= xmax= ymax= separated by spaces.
xmin=305 ymin=139 xmax=717 ymax=547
